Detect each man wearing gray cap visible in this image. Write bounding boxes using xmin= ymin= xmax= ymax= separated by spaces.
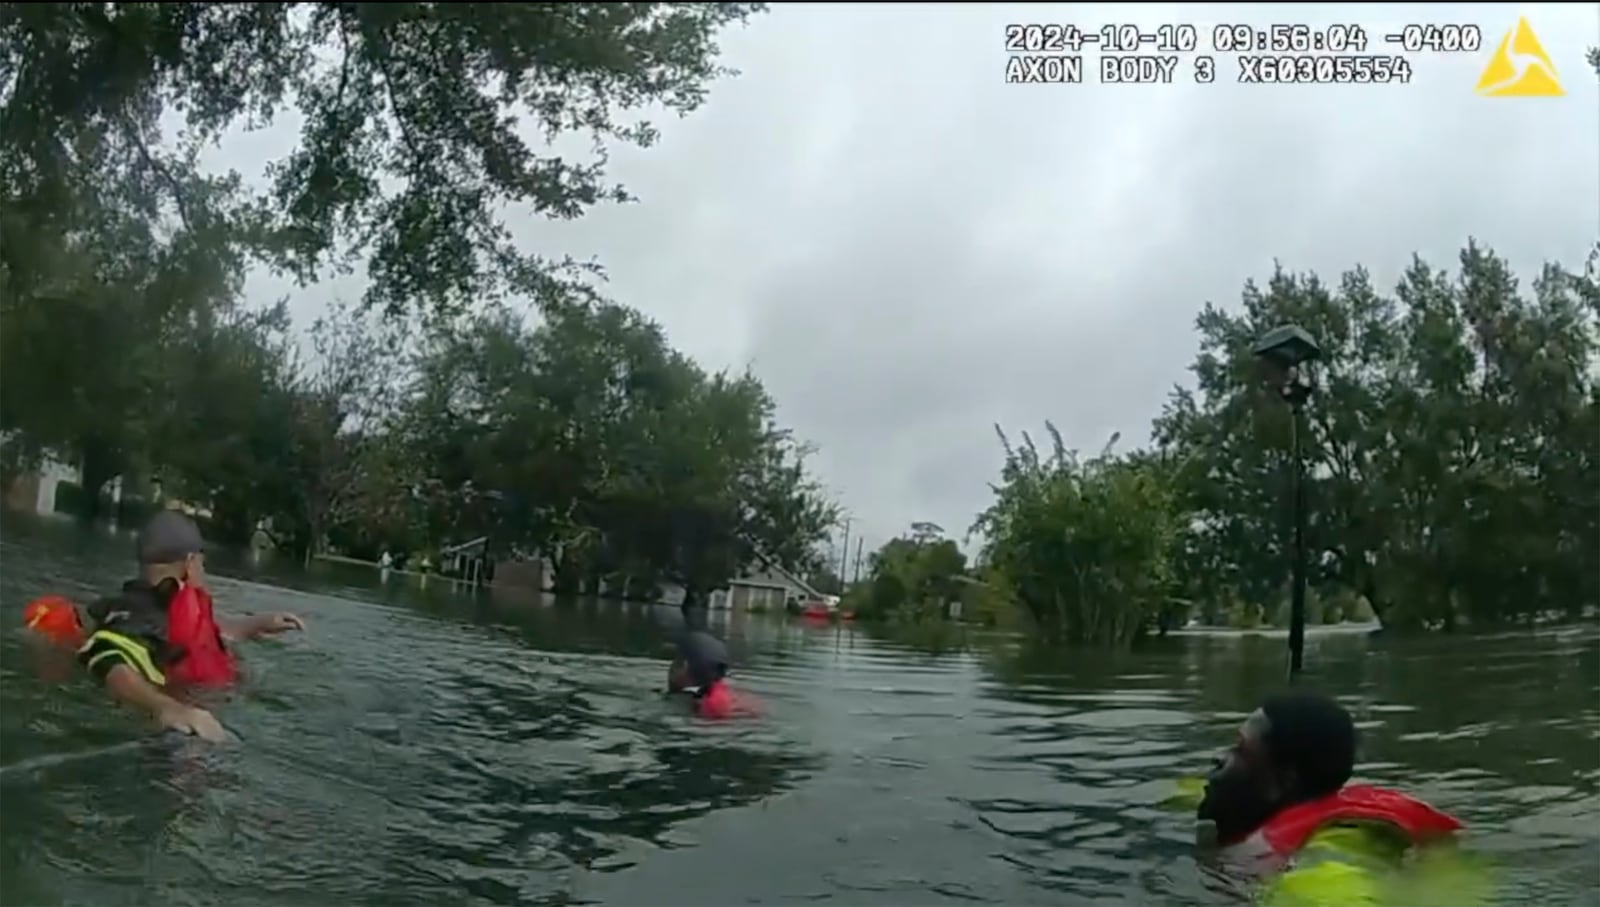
xmin=667 ymin=630 xmax=728 ymax=692
xmin=666 ymin=629 xmax=746 ymax=719
xmin=77 ymin=509 xmax=305 ymax=741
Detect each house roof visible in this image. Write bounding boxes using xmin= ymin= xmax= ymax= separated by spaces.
xmin=441 ymin=536 xmax=488 ymax=556
xmin=735 ymin=546 xmax=823 ymax=599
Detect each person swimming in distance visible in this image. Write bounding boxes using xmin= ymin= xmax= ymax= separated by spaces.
xmin=666 ymin=630 xmax=744 ymax=720
xmin=76 ymin=510 xmax=305 ymax=742
xmin=1197 ymin=689 xmax=1462 ymax=891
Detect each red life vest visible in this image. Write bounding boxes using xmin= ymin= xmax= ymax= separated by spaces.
xmin=1255 ymin=784 xmax=1463 ymax=856
xmin=696 ymin=680 xmax=736 ymax=720
xmin=164 ymin=584 xmax=237 ymax=687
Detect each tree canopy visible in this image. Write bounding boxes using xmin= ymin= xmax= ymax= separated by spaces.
xmin=2 ymin=1 xmax=831 ymax=597
xmin=2 ymin=2 xmax=764 ymax=318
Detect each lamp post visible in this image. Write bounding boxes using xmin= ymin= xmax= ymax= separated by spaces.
xmin=1251 ymin=324 xmax=1321 ymax=681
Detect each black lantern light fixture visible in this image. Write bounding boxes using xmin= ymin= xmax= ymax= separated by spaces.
xmin=1251 ymin=324 xmax=1322 ymax=680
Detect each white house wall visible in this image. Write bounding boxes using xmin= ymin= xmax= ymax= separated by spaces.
xmin=32 ymin=454 xmax=86 ymax=516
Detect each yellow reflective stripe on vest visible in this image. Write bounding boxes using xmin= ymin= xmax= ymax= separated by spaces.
xmin=80 ymin=630 xmax=166 ymax=686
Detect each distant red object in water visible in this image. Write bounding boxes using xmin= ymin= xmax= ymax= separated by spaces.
xmin=800 ymin=603 xmax=831 ymax=621
xmin=23 ymin=596 xmax=84 ymax=648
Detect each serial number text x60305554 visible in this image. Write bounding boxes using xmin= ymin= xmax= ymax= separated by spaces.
xmin=1236 ymin=55 xmax=1412 ymax=84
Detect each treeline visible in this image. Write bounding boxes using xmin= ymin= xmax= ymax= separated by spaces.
xmin=1 ymin=291 xmax=839 ymax=597
xmin=851 ymin=242 xmax=1600 ymax=642
xmin=0 ymin=2 xmax=842 ymax=597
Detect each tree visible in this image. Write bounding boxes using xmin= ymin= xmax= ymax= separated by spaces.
xmin=596 ymin=362 xmax=838 ymax=600
xmin=1368 ymin=247 xmax=1598 ymax=628
xmin=153 ymin=300 xmax=301 ymax=543
xmin=281 ymin=302 xmax=406 ymax=562
xmin=393 ymin=299 xmax=836 ymax=597
xmin=2 ymin=3 xmax=765 ymax=319
xmin=468 ymin=301 xmax=700 ymax=590
xmin=392 ymin=309 xmax=530 ymax=559
xmin=0 ymin=14 xmax=271 ymax=514
xmin=974 ymin=425 xmax=1181 ymax=646
xmin=1151 ymin=241 xmax=1598 ymax=633
xmin=852 ymin=527 xmax=970 ymax=622
xmin=1152 ymin=264 xmax=1401 ymax=622
xmin=0 ymin=164 xmax=249 ymax=514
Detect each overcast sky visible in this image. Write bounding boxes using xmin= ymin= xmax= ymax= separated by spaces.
xmin=222 ymin=2 xmax=1599 ymax=562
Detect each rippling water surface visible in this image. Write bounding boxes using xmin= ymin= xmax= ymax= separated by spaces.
xmin=2 ymin=521 xmax=1596 ymax=906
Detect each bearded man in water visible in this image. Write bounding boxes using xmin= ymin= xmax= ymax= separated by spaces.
xmin=1197 ymin=689 xmax=1464 ymax=903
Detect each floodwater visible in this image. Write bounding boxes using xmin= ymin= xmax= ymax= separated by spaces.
xmin=1 ymin=521 xmax=1597 ymax=906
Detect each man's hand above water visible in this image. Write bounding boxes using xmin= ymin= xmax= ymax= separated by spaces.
xmin=105 ymin=664 xmax=228 ymax=743
xmin=222 ymin=612 xmax=306 ymax=641
xmin=158 ymin=702 xmax=229 ymax=742
xmin=257 ymin=612 xmax=306 ymax=634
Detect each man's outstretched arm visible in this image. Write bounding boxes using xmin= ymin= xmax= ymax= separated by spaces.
xmin=80 ymin=632 xmax=227 ymax=741
xmin=103 ymin=662 xmax=183 ymax=718
xmin=103 ymin=665 xmax=226 ymax=741
xmin=217 ymin=612 xmax=306 ymax=642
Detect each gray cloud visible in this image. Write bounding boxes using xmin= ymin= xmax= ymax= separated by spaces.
xmin=228 ymin=3 xmax=1599 ymax=559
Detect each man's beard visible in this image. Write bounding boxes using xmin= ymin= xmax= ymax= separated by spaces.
xmin=1196 ymin=771 xmax=1280 ymax=846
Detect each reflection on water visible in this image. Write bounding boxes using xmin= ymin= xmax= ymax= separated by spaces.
xmin=1 ymin=522 xmax=1596 ymax=906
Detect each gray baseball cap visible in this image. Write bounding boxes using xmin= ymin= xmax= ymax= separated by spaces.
xmin=136 ymin=510 xmax=208 ymax=565
xmin=678 ymin=630 xmax=729 ymax=687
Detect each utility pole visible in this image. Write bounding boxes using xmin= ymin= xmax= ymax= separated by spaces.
xmin=853 ymin=537 xmax=864 ymax=585
xmin=838 ymin=516 xmax=852 ymax=590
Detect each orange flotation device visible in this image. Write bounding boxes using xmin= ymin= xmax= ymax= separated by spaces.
xmin=23 ymin=596 xmax=86 ymax=648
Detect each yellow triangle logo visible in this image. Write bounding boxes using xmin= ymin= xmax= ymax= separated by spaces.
xmin=1474 ymin=17 xmax=1564 ymax=97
